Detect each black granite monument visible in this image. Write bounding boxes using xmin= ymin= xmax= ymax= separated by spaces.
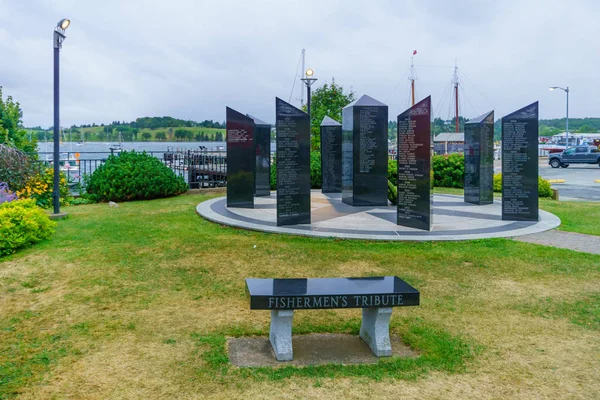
xmin=396 ymin=96 xmax=432 ymax=231
xmin=320 ymin=116 xmax=342 ymax=193
xmin=246 ymin=276 xmax=420 ymax=310
xmin=275 ymin=98 xmax=311 ymax=226
xmin=464 ymin=111 xmax=494 ymax=205
xmin=226 ymin=107 xmax=254 ymax=208
xmin=502 ymin=102 xmax=539 ymax=221
xmin=248 ymin=114 xmax=271 ymax=197
xmin=341 ymin=95 xmax=388 ymax=206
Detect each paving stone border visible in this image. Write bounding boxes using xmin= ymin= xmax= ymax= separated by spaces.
xmin=196 ymin=192 xmax=561 ymax=241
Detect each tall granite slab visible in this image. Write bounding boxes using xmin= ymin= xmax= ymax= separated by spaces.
xmin=396 ymin=96 xmax=432 ymax=231
xmin=320 ymin=116 xmax=342 ymax=193
xmin=248 ymin=114 xmax=271 ymax=197
xmin=464 ymin=111 xmax=494 ymax=205
xmin=502 ymin=102 xmax=539 ymax=221
xmin=226 ymin=107 xmax=254 ymax=208
xmin=275 ymin=98 xmax=311 ymax=226
xmin=342 ymin=95 xmax=388 ymax=206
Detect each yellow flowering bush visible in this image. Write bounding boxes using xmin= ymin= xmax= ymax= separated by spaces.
xmin=17 ymin=168 xmax=72 ymax=208
xmin=0 ymin=199 xmax=56 ymax=257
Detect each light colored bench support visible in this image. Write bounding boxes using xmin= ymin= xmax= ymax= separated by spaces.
xmin=359 ymin=307 xmax=393 ymax=357
xmin=269 ymin=310 xmax=294 ymax=361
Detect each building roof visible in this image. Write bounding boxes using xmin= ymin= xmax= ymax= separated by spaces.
xmin=434 ymin=132 xmax=464 ymax=142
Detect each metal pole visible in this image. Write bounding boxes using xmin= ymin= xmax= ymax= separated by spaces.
xmin=53 ymin=42 xmax=60 ymax=214
xmin=565 ymin=87 xmax=569 ymax=148
xmin=307 ymin=84 xmax=311 ymax=118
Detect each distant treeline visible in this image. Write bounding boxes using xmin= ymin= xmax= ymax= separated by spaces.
xmin=387 ymin=117 xmax=599 ymax=141
xmin=26 ymin=116 xmax=228 ymax=143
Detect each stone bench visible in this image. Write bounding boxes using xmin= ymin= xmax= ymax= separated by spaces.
xmin=245 ymin=276 xmax=420 ymax=361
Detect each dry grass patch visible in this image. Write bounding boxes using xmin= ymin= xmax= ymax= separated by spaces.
xmin=1 ymin=194 xmax=599 ymax=399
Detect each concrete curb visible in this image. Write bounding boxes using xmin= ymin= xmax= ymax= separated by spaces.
xmin=196 ymin=193 xmax=561 ymax=242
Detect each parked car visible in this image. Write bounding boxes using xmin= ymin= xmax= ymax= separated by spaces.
xmin=548 ymin=146 xmax=600 ymax=168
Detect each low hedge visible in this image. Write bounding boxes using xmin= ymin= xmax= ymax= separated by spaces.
xmin=432 ymin=153 xmax=465 ymax=188
xmin=85 ymin=151 xmax=189 ymax=202
xmin=493 ymin=173 xmax=553 ymax=198
xmin=0 ymin=199 xmax=56 ymax=257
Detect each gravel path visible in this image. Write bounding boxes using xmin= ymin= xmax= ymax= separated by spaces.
xmin=514 ymin=230 xmax=600 ymax=255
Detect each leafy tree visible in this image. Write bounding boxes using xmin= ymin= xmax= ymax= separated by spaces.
xmin=0 ymin=88 xmax=36 ymax=153
xmin=215 ymin=131 xmax=224 ymax=141
xmin=155 ymin=131 xmax=167 ymax=141
xmin=539 ymin=125 xmax=560 ymax=137
xmin=577 ymin=124 xmax=595 ymax=133
xmin=174 ymin=129 xmax=188 ymax=141
xmin=302 ymin=79 xmax=355 ymax=149
xmin=141 ymin=132 xmax=152 ymax=141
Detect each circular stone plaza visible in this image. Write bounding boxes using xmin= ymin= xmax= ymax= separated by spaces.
xmin=196 ymin=192 xmax=560 ymax=241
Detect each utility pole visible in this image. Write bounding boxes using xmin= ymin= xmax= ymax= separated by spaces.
xmin=453 ymin=60 xmax=460 ymax=133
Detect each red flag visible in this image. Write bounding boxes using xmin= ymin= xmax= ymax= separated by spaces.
xmin=413 ymin=50 xmax=417 ymax=55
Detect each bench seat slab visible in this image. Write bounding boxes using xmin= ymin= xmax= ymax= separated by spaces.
xmin=360 ymin=307 xmax=393 ymax=357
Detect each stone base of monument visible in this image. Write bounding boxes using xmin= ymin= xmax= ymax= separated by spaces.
xmin=228 ymin=334 xmax=418 ymax=367
xmin=197 ymin=192 xmax=561 ymax=241
xmin=269 ymin=310 xmax=294 ymax=361
xmin=359 ymin=307 xmax=393 ymax=357
xmin=268 ymin=307 xmax=394 ymax=361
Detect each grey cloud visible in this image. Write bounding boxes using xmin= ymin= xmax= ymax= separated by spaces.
xmin=0 ymin=0 xmax=598 ymax=128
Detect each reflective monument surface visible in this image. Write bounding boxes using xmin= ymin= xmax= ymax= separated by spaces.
xmin=397 ymin=96 xmax=432 ymax=231
xmin=464 ymin=110 xmax=494 ymax=205
xmin=246 ymin=276 xmax=420 ymax=310
xmin=502 ymin=102 xmax=539 ymax=221
xmin=342 ymin=95 xmax=388 ymax=206
xmin=320 ymin=116 xmax=342 ymax=193
xmin=248 ymin=114 xmax=271 ymax=197
xmin=226 ymin=107 xmax=255 ymax=208
xmin=275 ymin=98 xmax=311 ymax=226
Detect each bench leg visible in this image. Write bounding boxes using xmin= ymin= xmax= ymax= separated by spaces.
xmin=360 ymin=307 xmax=392 ymax=357
xmin=269 ymin=310 xmax=294 ymax=361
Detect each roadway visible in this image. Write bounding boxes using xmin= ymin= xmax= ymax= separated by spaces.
xmin=494 ymin=159 xmax=600 ymax=201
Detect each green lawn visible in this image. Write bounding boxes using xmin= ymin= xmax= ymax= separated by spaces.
xmin=1 ymin=194 xmax=599 ymax=399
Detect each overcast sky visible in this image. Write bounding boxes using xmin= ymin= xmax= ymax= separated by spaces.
xmin=1 ymin=0 xmax=598 ymax=127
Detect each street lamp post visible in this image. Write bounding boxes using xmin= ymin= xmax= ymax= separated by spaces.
xmin=300 ymin=68 xmax=317 ymax=118
xmin=549 ymin=86 xmax=569 ymax=148
xmin=53 ymin=18 xmax=70 ymax=215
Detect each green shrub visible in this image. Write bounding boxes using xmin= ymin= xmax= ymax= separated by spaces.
xmin=387 ymin=179 xmax=397 ymax=205
xmin=270 ymin=151 xmax=322 ymax=189
xmin=493 ymin=173 xmax=502 ymax=192
xmin=85 ymin=151 xmax=188 ymax=202
xmin=0 ymin=199 xmax=56 ymax=257
xmin=388 ymin=160 xmax=398 ymax=185
xmin=432 ymin=153 xmax=464 ymax=188
xmin=0 ymin=144 xmax=37 ymax=192
xmin=493 ymin=173 xmax=553 ymax=198
xmin=16 ymin=168 xmax=71 ymax=208
xmin=538 ymin=176 xmax=553 ymax=198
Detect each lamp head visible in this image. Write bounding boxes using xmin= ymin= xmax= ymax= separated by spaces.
xmin=305 ymin=68 xmax=314 ymax=77
xmin=58 ymin=19 xmax=70 ymax=30
xmin=549 ymin=87 xmax=556 ymax=91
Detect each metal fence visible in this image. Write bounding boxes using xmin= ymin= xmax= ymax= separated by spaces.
xmin=33 ymin=149 xmax=228 ymax=189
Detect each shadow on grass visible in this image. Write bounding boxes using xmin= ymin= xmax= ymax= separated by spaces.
xmin=191 ymin=316 xmax=480 ymax=381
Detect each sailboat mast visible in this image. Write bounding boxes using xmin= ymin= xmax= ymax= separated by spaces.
xmin=300 ymin=49 xmax=306 ymax=107
xmin=409 ymin=50 xmax=417 ymax=106
xmin=453 ymin=60 xmax=459 ymax=133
